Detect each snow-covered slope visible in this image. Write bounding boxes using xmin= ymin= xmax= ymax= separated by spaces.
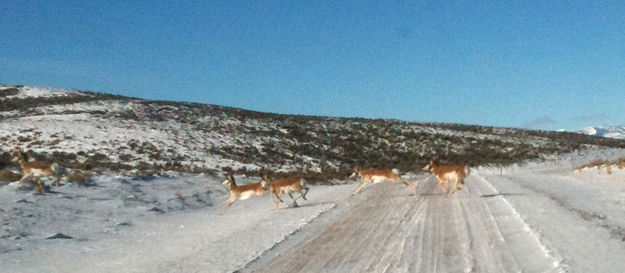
xmin=0 ymin=171 xmax=356 ymax=273
xmin=579 ymin=126 xmax=625 ymax=140
xmin=2 ymin=84 xmax=625 ymax=181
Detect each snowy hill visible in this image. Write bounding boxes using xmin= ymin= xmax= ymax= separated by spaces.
xmin=2 ymin=84 xmax=625 ymax=180
xmin=579 ymin=126 xmax=625 ymax=140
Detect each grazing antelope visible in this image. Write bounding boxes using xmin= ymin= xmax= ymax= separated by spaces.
xmin=261 ymin=175 xmax=309 ymax=209
xmin=217 ymin=174 xmax=268 ymax=209
xmin=11 ymin=148 xmax=62 ymax=194
xmin=422 ymin=161 xmax=468 ymax=196
xmin=350 ymin=168 xmax=417 ymax=195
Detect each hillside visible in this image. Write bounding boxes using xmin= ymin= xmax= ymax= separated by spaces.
xmin=2 ymin=84 xmax=625 ymax=181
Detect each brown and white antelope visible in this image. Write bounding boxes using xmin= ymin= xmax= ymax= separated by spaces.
xmin=11 ymin=148 xmax=62 ymax=194
xmin=261 ymin=175 xmax=309 ymax=209
xmin=350 ymin=168 xmax=417 ymax=195
xmin=217 ymin=174 xmax=268 ymax=209
xmin=422 ymin=161 xmax=467 ymax=196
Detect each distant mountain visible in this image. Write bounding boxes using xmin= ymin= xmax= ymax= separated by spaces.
xmin=2 ymin=84 xmax=625 ymax=181
xmin=578 ymin=126 xmax=625 ymax=140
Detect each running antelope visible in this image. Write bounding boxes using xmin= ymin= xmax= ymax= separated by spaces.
xmin=350 ymin=168 xmax=417 ymax=195
xmin=217 ymin=174 xmax=268 ymax=209
xmin=261 ymin=175 xmax=309 ymax=209
xmin=11 ymin=148 xmax=61 ymax=194
xmin=422 ymin=161 xmax=467 ymax=195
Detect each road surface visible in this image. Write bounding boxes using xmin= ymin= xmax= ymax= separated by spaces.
xmin=240 ymin=169 xmax=622 ymax=273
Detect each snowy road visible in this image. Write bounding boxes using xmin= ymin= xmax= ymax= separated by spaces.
xmin=242 ymin=166 xmax=625 ymax=273
xmin=242 ymin=174 xmax=559 ymax=273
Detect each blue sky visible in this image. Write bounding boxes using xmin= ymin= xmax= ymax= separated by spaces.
xmin=2 ymin=1 xmax=624 ymax=130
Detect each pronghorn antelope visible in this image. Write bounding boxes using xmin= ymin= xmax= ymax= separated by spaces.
xmin=422 ymin=161 xmax=467 ymax=196
xmin=261 ymin=175 xmax=309 ymax=209
xmin=217 ymin=174 xmax=268 ymax=209
xmin=350 ymin=168 xmax=417 ymax=195
xmin=11 ymin=148 xmax=62 ymax=194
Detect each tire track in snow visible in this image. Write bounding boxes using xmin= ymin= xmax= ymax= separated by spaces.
xmin=244 ymin=173 xmax=562 ymax=273
xmin=469 ymin=173 xmax=563 ymax=272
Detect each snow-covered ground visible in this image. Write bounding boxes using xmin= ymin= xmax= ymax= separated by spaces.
xmin=5 ymin=84 xmax=621 ymax=180
xmin=2 ymin=148 xmax=625 ymax=273
xmin=0 ymin=85 xmax=80 ymax=100
xmin=0 ymin=173 xmax=354 ymax=273
xmin=579 ymin=126 xmax=625 ymax=140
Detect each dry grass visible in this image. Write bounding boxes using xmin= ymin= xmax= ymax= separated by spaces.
xmin=0 ymin=169 xmax=22 ymax=182
xmin=574 ymin=157 xmax=625 ymax=174
xmin=65 ymin=170 xmax=92 ymax=184
xmin=615 ymin=157 xmax=625 ymax=169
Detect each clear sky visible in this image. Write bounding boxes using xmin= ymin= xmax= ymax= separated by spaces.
xmin=2 ymin=1 xmax=624 ymax=130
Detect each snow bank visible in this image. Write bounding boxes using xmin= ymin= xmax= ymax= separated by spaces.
xmin=0 ymin=173 xmax=355 ymax=273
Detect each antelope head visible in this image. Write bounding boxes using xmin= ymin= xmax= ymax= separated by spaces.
xmin=11 ymin=148 xmax=25 ymax=164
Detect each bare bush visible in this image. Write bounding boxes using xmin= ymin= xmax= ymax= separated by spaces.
xmin=65 ymin=170 xmax=93 ymax=184
xmin=0 ymin=169 xmax=22 ymax=182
